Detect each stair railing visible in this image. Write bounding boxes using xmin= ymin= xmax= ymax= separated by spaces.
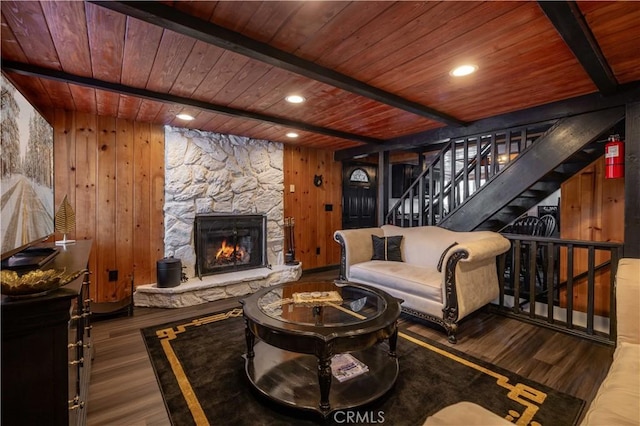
xmin=386 ymin=122 xmax=555 ymax=227
xmin=495 ymin=234 xmax=623 ymax=345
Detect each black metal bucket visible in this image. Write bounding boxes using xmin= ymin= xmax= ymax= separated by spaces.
xmin=157 ymin=257 xmax=182 ymax=288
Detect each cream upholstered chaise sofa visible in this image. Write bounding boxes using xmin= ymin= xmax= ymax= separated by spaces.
xmin=333 ymin=225 xmax=511 ymax=343
xmin=424 ymin=258 xmax=640 ymax=425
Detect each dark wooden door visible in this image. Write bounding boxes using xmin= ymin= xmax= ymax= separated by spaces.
xmin=342 ymin=163 xmax=377 ymax=229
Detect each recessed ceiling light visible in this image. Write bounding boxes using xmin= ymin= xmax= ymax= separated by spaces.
xmin=176 ymin=113 xmax=194 ymax=121
xmin=286 ymin=132 xmax=299 ymax=138
xmin=285 ymin=95 xmax=305 ymax=104
xmin=450 ymin=64 xmax=478 ymax=77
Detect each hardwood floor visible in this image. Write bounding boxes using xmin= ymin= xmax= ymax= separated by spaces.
xmin=86 ymin=269 xmax=614 ymax=425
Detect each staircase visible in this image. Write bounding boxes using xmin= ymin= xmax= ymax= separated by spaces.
xmin=386 ymin=107 xmax=626 ymax=231
xmin=473 ymin=142 xmax=605 ymax=232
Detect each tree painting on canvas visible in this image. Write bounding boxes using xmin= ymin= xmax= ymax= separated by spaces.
xmin=1 ymin=75 xmax=54 ymax=254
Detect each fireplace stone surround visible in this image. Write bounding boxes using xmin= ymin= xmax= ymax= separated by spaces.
xmin=133 ymin=127 xmax=301 ymax=308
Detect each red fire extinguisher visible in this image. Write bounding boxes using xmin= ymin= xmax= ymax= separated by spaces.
xmin=605 ymin=134 xmax=624 ymax=179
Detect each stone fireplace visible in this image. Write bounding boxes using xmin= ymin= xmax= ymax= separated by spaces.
xmin=133 ymin=127 xmax=301 ymax=308
xmin=194 ymin=214 xmax=267 ymax=278
xmin=161 ymin=126 xmax=287 ymax=277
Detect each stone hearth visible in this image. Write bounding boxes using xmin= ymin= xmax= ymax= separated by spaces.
xmin=134 ymin=264 xmax=301 ymax=308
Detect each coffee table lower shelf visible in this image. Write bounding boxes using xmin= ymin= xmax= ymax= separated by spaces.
xmin=244 ymin=340 xmax=399 ymax=417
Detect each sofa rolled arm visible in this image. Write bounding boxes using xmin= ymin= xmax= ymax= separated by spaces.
xmin=334 ymin=228 xmax=384 ymax=280
xmin=441 ymin=248 xmax=469 ymax=332
xmin=439 ymin=233 xmax=510 ymax=329
xmin=452 ymin=234 xmax=511 ymax=264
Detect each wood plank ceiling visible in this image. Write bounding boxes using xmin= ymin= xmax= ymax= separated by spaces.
xmin=2 ymin=1 xmax=639 ymax=154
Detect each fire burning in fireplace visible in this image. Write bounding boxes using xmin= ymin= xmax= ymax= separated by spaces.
xmin=205 ymin=238 xmax=250 ymax=268
xmin=195 ymin=214 xmax=266 ymax=278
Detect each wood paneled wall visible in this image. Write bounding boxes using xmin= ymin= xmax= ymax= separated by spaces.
xmin=51 ymin=111 xmax=342 ymax=301
xmin=52 ymin=110 xmax=164 ymax=303
xmin=283 ymin=145 xmax=342 ymax=270
xmin=559 ymin=156 xmax=624 ymax=315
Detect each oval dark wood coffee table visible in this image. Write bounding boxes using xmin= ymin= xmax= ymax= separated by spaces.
xmin=241 ymin=281 xmax=401 ymax=417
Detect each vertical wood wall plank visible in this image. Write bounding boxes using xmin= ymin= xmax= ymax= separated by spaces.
xmin=149 ymin=124 xmax=165 ymax=284
xmin=592 ymin=160 xmax=609 ymax=314
xmin=327 ymin=147 xmax=341 ymax=268
xmin=53 ymin=109 xmax=76 ymax=238
xmin=115 ymin=118 xmax=135 ymax=301
xmin=74 ymin=112 xmax=98 ymax=298
xmin=298 ymin=147 xmax=311 ymax=265
xmin=308 ymin=148 xmax=319 ymax=265
xmin=96 ymin=115 xmax=117 ymax=301
xmin=315 ymin=149 xmax=327 ymax=265
xmin=133 ymin=122 xmax=152 ymax=285
xmin=600 ymin=166 xmax=626 ymax=244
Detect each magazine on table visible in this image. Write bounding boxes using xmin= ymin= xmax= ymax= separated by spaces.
xmin=331 ymin=353 xmax=369 ymax=382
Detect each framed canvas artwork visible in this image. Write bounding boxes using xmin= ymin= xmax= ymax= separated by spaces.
xmin=1 ymin=74 xmax=54 ymax=256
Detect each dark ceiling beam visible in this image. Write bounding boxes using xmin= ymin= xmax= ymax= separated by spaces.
xmin=538 ymin=1 xmax=618 ymax=95
xmin=334 ymin=81 xmax=640 ymax=160
xmin=89 ymin=0 xmax=466 ymax=128
xmin=1 ymin=60 xmax=385 ymax=145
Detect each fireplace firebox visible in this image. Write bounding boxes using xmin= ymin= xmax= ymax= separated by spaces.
xmin=194 ymin=214 xmax=267 ymax=279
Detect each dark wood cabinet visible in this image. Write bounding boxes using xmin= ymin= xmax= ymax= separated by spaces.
xmin=1 ymin=240 xmax=93 ymax=426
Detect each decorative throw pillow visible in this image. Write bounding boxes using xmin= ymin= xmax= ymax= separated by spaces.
xmin=371 ymin=235 xmax=403 ymax=262
xmin=437 ymin=242 xmax=459 ymax=272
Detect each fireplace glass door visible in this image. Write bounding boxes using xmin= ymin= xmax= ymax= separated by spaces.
xmin=194 ymin=214 xmax=267 ymax=278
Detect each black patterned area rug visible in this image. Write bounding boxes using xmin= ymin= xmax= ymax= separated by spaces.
xmin=141 ymin=308 xmax=584 ymax=426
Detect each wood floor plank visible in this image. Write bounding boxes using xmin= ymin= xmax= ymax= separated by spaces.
xmin=86 ymin=269 xmax=613 ymax=424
